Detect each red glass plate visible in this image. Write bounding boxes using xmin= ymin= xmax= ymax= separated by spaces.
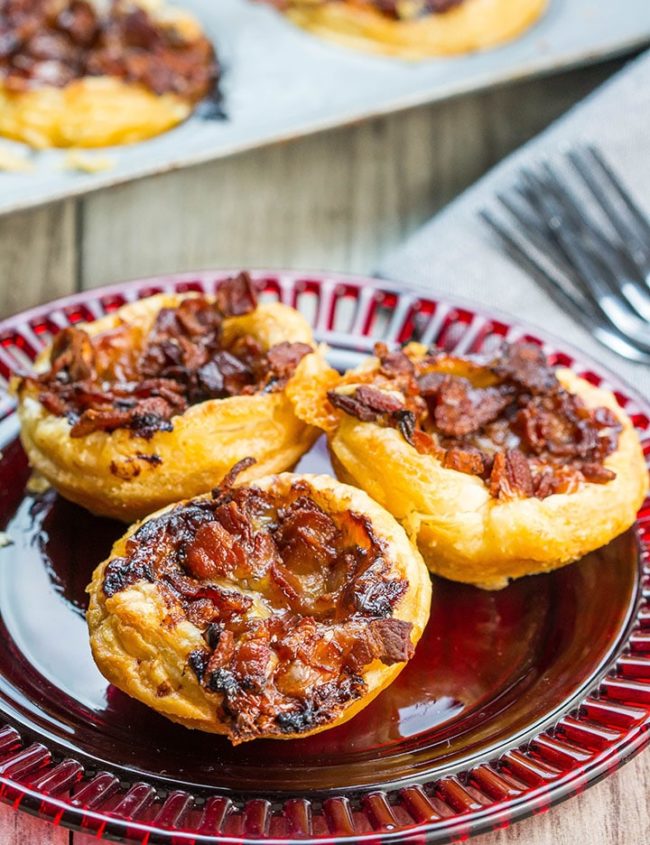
xmin=0 ymin=270 xmax=648 ymax=845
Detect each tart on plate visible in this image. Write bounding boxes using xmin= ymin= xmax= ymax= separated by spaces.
xmin=87 ymin=467 xmax=432 ymax=742
xmin=264 ymin=0 xmax=547 ymax=60
xmin=293 ymin=341 xmax=649 ymax=589
xmin=0 ymin=0 xmax=219 ymax=148
xmin=13 ymin=273 xmax=329 ymax=522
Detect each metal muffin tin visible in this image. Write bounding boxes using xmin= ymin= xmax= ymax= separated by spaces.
xmin=0 ymin=0 xmax=649 ymax=216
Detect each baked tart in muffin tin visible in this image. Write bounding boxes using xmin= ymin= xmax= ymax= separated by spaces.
xmin=87 ymin=467 xmax=432 ymax=742
xmin=13 ymin=273 xmax=330 ymax=521
xmin=264 ymin=0 xmax=547 ymax=60
xmin=295 ymin=341 xmax=649 ymax=589
xmin=0 ymin=0 xmax=219 ymax=148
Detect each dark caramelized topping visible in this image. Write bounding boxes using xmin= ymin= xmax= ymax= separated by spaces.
xmin=371 ymin=0 xmax=465 ymax=19
xmin=103 ymin=469 xmax=413 ymax=743
xmin=327 ymin=342 xmax=622 ymax=500
xmin=267 ymin=0 xmax=465 ymax=21
xmin=0 ymin=0 xmax=218 ymax=102
xmin=18 ymin=273 xmax=312 ymax=439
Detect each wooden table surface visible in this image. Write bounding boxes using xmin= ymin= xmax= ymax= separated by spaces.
xmin=0 ymin=54 xmax=648 ymax=845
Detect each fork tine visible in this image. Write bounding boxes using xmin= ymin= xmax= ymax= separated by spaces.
xmin=516 ymin=169 xmax=612 ymax=302
xmin=535 ymin=160 xmax=618 ymax=254
xmin=584 ymin=145 xmax=650 ymax=246
xmin=526 ymin=159 xmax=650 ymax=319
xmin=497 ymin=190 xmax=572 ymax=274
xmin=505 ymin=180 xmax=621 ymax=308
xmin=539 ymin=161 xmax=595 ymax=233
xmin=483 ymin=147 xmax=650 ymax=364
xmin=590 ymin=326 xmax=650 ymax=365
xmin=480 ymin=209 xmax=650 ymax=365
xmin=480 ymin=209 xmax=600 ymax=324
xmin=520 ymin=166 xmax=590 ymax=243
xmin=567 ymin=147 xmax=650 ymax=270
xmin=520 ymin=186 xmax=650 ymax=348
xmin=497 ymin=186 xmax=598 ymax=307
xmin=514 ymin=166 xmax=650 ymax=344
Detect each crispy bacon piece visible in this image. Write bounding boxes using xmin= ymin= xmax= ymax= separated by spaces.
xmin=266 ymin=342 xmax=313 ymax=379
xmin=195 ymin=587 xmax=253 ymax=619
xmin=443 ymin=447 xmax=486 ymax=477
xmin=328 ymin=385 xmax=404 ymax=426
xmin=355 ymin=385 xmax=404 ymax=414
xmin=375 ymin=343 xmax=415 ymax=377
xmin=102 ymin=478 xmax=413 ymax=743
xmin=329 ymin=341 xmax=621 ymax=501
xmin=50 ymin=326 xmax=94 ymax=381
xmin=492 ymin=342 xmax=558 ymax=394
xmin=411 ymin=428 xmax=437 ymax=455
xmin=347 ymin=617 xmax=414 ymax=670
xmin=186 ymin=599 xmax=219 ymax=628
xmin=0 ymin=0 xmax=219 ymax=103
xmin=274 ymin=496 xmax=339 ymax=568
xmin=214 ymin=272 xmax=258 ymax=317
xmin=489 ymin=449 xmax=534 ymax=499
xmin=174 ymin=296 xmax=225 ymax=338
xmin=426 ymin=376 xmax=512 ymax=437
xmin=185 ymin=521 xmax=239 ymax=580
xmin=205 ymin=630 xmax=236 ymax=685
xmin=69 ymin=406 xmax=135 ymax=438
xmin=581 ymin=462 xmax=616 ymax=483
xmin=17 ymin=274 xmax=313 ymax=438
xmin=38 ymin=390 xmax=69 ymax=417
xmin=206 ymin=351 xmax=249 ymax=395
xmin=369 ymin=618 xmax=415 ymax=664
xmin=417 ymin=371 xmax=445 ymax=397
xmin=58 ymin=1 xmax=101 ymax=46
xmin=328 ymin=390 xmax=378 ymax=422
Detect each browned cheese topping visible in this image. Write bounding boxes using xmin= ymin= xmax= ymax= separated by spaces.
xmin=102 ymin=463 xmax=414 ymax=742
xmin=328 ymin=342 xmax=622 ymax=500
xmin=18 ymin=273 xmax=313 ymax=439
xmin=0 ymin=0 xmax=218 ymax=102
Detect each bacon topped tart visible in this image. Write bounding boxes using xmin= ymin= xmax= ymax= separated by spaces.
xmin=291 ymin=341 xmax=649 ymax=589
xmin=0 ymin=0 xmax=219 ymax=148
xmin=13 ymin=273 xmax=330 ymax=521
xmin=86 ymin=467 xmax=432 ymax=742
xmin=264 ymin=0 xmax=547 ymax=60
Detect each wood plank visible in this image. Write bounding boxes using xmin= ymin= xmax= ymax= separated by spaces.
xmin=0 ymin=800 xmax=69 ymax=845
xmin=79 ymin=59 xmax=621 ymax=291
xmin=0 ymin=202 xmax=77 ymax=321
xmin=474 ymin=749 xmax=650 ymax=845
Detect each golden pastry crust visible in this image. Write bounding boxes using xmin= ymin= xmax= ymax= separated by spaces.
xmin=295 ymin=344 xmax=649 ymax=589
xmin=87 ymin=472 xmax=432 ymax=741
xmin=14 ymin=288 xmax=329 ymax=521
xmin=0 ymin=77 xmax=191 ymax=149
xmin=277 ymin=0 xmax=547 ymax=60
xmin=0 ymin=0 xmax=216 ymax=148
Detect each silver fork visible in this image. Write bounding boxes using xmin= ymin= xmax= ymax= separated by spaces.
xmin=481 ymin=144 xmax=650 ymax=365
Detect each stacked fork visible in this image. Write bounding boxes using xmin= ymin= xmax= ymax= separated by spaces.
xmin=482 ymin=146 xmax=650 ymax=365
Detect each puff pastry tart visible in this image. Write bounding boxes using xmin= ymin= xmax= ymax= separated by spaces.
xmin=265 ymin=0 xmax=547 ymax=60
xmin=296 ymin=341 xmax=649 ymax=589
xmin=0 ymin=0 xmax=219 ymax=148
xmin=87 ymin=467 xmax=432 ymax=742
xmin=14 ymin=273 xmax=329 ymax=521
